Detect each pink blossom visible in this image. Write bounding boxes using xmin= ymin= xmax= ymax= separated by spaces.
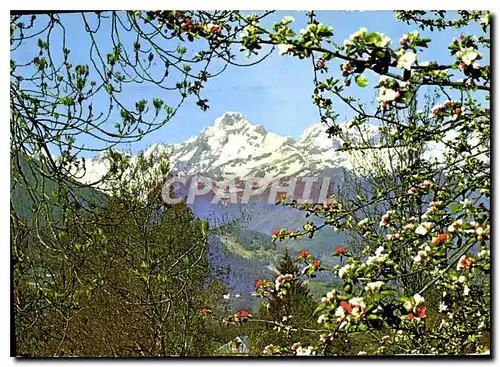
xmin=379 ymin=211 xmax=393 ymax=227
xmin=316 ymin=59 xmax=326 ymax=69
xmin=416 ymin=306 xmax=426 ymax=319
xmin=264 ymin=344 xmax=274 ymax=353
xmin=448 ymin=219 xmax=463 ymax=233
xmin=204 ymin=23 xmax=221 ymax=33
xmin=415 ymin=222 xmax=432 ymax=236
xmin=408 ymin=186 xmax=418 ymax=194
xmin=457 ymin=255 xmax=474 ymax=271
xmin=298 ymin=250 xmax=311 ymax=259
xmin=422 ymin=180 xmax=433 ymax=190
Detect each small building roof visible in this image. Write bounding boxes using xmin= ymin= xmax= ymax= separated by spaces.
xmin=214 ymin=336 xmax=248 ymax=355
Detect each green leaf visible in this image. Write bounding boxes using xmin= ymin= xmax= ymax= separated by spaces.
xmin=450 ymin=203 xmax=460 ymax=214
xmin=164 ymin=105 xmax=173 ymax=116
xmin=355 ymin=75 xmax=368 ymax=88
xmin=201 ymin=220 xmax=209 ymax=237
xmin=313 ymin=303 xmax=327 ymax=316
xmin=365 ymin=32 xmax=382 ymax=45
xmin=153 ymin=98 xmax=163 ymax=110
xmin=380 ymin=290 xmax=393 ymax=297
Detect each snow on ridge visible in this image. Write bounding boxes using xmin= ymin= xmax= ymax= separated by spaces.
xmin=75 ymin=112 xmax=380 ymax=187
xmin=212 ymin=111 xmax=251 ymax=133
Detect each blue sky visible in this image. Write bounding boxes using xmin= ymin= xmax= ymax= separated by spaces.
xmin=12 ymin=11 xmax=487 ymax=156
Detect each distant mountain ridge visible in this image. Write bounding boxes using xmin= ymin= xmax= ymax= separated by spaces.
xmin=77 ymin=112 xmax=380 ymax=187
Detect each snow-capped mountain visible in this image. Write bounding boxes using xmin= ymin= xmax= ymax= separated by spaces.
xmin=76 ymin=112 xmax=381 ymax=186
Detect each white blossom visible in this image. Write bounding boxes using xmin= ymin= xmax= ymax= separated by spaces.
xmin=456 ymin=47 xmax=479 ymax=65
xmin=397 ymin=51 xmax=418 ymax=70
xmin=296 ymin=346 xmax=315 ymax=356
xmin=404 ymin=223 xmax=415 ymax=231
xmin=350 ymin=27 xmax=367 ymax=40
xmin=365 ymin=281 xmax=384 ymax=292
xmin=439 ymin=302 xmax=448 ymax=312
xmin=464 ymin=285 xmax=470 ymax=296
xmin=366 ymin=256 xmax=375 ymax=265
xmin=460 ymin=199 xmax=471 ymax=207
xmin=338 ymin=264 xmax=353 ymax=279
xmin=278 ymin=44 xmax=295 ymax=56
xmin=480 ymin=12 xmax=490 ymax=27
xmin=414 ymin=293 xmax=425 ymax=305
xmin=448 ymin=219 xmax=463 ymax=233
xmin=378 ymin=34 xmax=392 ymax=47
xmin=350 ymin=297 xmax=365 ymax=308
xmin=335 ymin=306 xmax=345 ymax=319
xmin=377 ymin=87 xmax=399 ymax=103
xmin=358 ymin=218 xmax=369 ymax=227
xmin=403 ymin=300 xmax=413 ymax=311
xmin=415 ymin=222 xmax=432 ymax=235
xmin=414 ymin=249 xmax=428 ymax=264
xmin=326 ymin=290 xmax=337 ymax=300
xmin=479 ymin=249 xmax=490 ymax=258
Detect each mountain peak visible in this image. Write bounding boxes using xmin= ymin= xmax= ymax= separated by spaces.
xmin=298 ymin=122 xmax=328 ymax=141
xmin=214 ymin=112 xmax=247 ymax=129
xmin=77 ymin=113 xmax=381 ymax=186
